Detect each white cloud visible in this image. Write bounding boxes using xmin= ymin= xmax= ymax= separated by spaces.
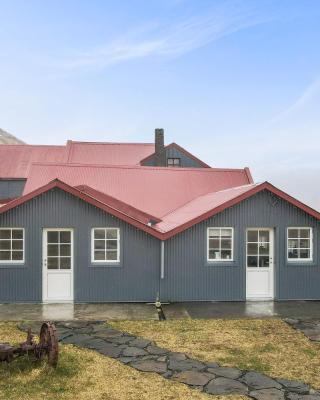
xmin=55 ymin=1 xmax=273 ymax=72
xmin=270 ymin=77 xmax=320 ymax=123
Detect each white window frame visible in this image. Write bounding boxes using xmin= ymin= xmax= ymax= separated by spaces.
xmin=0 ymin=228 xmax=25 ymax=264
xmin=91 ymin=228 xmax=120 ymax=264
xmin=207 ymin=227 xmax=234 ymax=262
xmin=287 ymin=227 xmax=313 ymax=262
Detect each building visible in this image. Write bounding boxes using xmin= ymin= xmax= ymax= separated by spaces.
xmin=0 ymin=130 xmax=319 ymax=303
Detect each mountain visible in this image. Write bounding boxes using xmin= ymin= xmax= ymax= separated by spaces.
xmin=0 ymin=128 xmax=25 ymax=144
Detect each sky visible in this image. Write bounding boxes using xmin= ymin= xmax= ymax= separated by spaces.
xmin=0 ymin=0 xmax=320 ymax=209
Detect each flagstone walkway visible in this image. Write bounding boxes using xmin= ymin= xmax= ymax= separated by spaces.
xmin=19 ymin=321 xmax=320 ymax=400
xmin=284 ymin=318 xmax=320 ymax=342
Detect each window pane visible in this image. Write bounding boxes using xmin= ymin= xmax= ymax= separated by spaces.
xmin=209 ymin=228 xmax=220 ymax=237
xmin=48 ymin=244 xmax=59 ymax=256
xmin=300 ymin=239 xmax=310 ymax=249
xmin=0 ymin=230 xmax=11 ymax=239
xmin=47 ymin=231 xmax=58 ymax=243
xmin=94 ymin=240 xmax=105 ymax=250
xmin=12 ymin=240 xmax=23 ymax=250
xmin=47 ymin=257 xmax=59 ymax=269
xmin=12 ymin=251 xmax=23 ymax=261
xmin=300 ymin=229 xmax=310 ymax=238
xmin=106 ymin=251 xmax=118 ymax=261
xmin=247 ymin=243 xmax=258 ymax=255
xmin=221 ymin=239 xmax=232 ymax=249
xmin=247 ymin=231 xmax=258 ymax=242
xmin=60 ymin=244 xmax=71 ymax=257
xmin=259 ymin=256 xmax=270 ymax=268
xmin=94 ymin=251 xmax=105 ymax=261
xmin=209 ymin=238 xmax=219 ymax=249
xmin=174 ymin=159 xmax=180 ymax=165
xmin=167 ymin=159 xmax=173 ymax=165
xmin=259 ymin=243 xmax=269 ymax=255
xmin=288 ymin=229 xmax=298 ymax=238
xmin=209 ymin=250 xmax=220 ymax=260
xmin=221 ymin=229 xmax=232 ymax=237
xmin=221 ymin=250 xmax=232 ymax=259
xmin=288 ymin=248 xmax=298 ymax=259
xmin=106 ymin=229 xmax=118 ymax=239
xmin=60 ymin=257 xmax=71 ymax=269
xmin=247 ymin=256 xmax=258 ymax=267
xmin=12 ymin=229 xmax=23 ymax=239
xmin=0 ymin=251 xmax=10 ymax=260
xmin=94 ymin=229 xmax=106 ymax=239
xmin=300 ymin=249 xmax=310 ymax=259
xmin=259 ymin=230 xmax=269 ymax=243
xmin=60 ymin=231 xmax=71 ymax=243
xmin=106 ymin=240 xmax=118 ymax=250
xmin=0 ymin=240 xmax=11 ymax=250
xmin=288 ymin=239 xmax=298 ymax=249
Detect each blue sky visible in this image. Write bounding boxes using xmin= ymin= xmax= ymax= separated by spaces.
xmin=0 ymin=0 xmax=320 ymax=208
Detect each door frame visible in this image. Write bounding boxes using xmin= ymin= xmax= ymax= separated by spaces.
xmin=245 ymin=227 xmax=274 ymax=300
xmin=42 ymin=228 xmax=74 ymax=303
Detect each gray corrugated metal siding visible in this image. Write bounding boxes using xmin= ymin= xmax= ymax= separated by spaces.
xmin=0 ymin=188 xmax=160 ymax=302
xmin=0 ymin=188 xmax=319 ymax=302
xmin=160 ymin=190 xmax=320 ymax=301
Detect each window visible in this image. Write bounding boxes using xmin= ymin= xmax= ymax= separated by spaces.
xmin=247 ymin=229 xmax=271 ymax=268
xmin=167 ymin=158 xmax=181 ymax=167
xmin=91 ymin=228 xmax=120 ymax=263
xmin=207 ymin=228 xmax=233 ymax=261
xmin=0 ymin=228 xmax=24 ymax=263
xmin=46 ymin=230 xmax=72 ymax=270
xmin=287 ymin=228 xmax=313 ymax=261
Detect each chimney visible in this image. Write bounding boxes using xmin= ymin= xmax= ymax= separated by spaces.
xmin=155 ymin=128 xmax=166 ymax=166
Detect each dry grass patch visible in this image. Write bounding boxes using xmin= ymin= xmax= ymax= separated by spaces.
xmin=112 ymin=318 xmax=320 ymax=389
xmin=0 ymin=322 xmax=245 ymax=400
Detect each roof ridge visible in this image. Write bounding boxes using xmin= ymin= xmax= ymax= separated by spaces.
xmin=68 ymin=141 xmax=154 ymax=146
xmin=28 ymin=162 xmax=248 ymax=173
xmin=0 ymin=144 xmax=65 ymax=148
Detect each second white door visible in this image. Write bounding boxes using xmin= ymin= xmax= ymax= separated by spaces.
xmin=246 ymin=228 xmax=274 ymax=299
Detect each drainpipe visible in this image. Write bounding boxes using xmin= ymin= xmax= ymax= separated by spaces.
xmin=160 ymin=240 xmax=165 ymax=279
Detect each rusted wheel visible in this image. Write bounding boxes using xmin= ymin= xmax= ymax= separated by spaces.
xmin=39 ymin=322 xmax=59 ymax=367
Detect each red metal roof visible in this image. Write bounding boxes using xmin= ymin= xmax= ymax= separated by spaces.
xmin=1 ymin=179 xmax=320 ymax=239
xmin=65 ymin=141 xmax=155 ymax=165
xmin=0 ymin=145 xmax=66 ymax=178
xmin=155 ymin=184 xmax=259 ymax=233
xmin=23 ymin=163 xmax=252 ymax=218
xmin=75 ymin=184 xmax=161 ymax=225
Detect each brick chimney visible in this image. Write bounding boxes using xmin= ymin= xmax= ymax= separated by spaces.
xmin=154 ymin=128 xmax=166 ymax=166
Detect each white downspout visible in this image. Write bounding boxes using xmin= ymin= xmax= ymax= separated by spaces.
xmin=160 ymin=240 xmax=165 ymax=279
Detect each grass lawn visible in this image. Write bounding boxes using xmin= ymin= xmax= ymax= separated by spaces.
xmin=112 ymin=318 xmax=320 ymax=389
xmin=0 ymin=322 xmax=245 ymax=400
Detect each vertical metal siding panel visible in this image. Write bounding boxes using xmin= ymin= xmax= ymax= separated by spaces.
xmin=161 ymin=190 xmax=320 ymax=301
xmin=0 ymin=188 xmax=160 ymax=302
xmin=0 ymin=180 xmax=26 ymax=199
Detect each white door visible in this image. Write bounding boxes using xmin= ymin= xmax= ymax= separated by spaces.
xmin=43 ymin=229 xmax=73 ymax=302
xmin=246 ymin=228 xmax=274 ymax=299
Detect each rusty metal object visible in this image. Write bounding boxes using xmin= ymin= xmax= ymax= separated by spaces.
xmin=0 ymin=322 xmax=58 ymax=367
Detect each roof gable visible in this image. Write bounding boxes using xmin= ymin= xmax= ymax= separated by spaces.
xmin=140 ymin=142 xmax=211 ymax=168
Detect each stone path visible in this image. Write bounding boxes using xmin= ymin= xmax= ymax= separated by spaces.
xmin=285 ymin=318 xmax=320 ymax=342
xmin=19 ymin=321 xmax=320 ymax=400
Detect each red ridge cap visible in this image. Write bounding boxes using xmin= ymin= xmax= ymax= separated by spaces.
xmin=244 ymin=167 xmax=254 ymax=184
xmin=75 ymin=184 xmax=161 ymax=224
